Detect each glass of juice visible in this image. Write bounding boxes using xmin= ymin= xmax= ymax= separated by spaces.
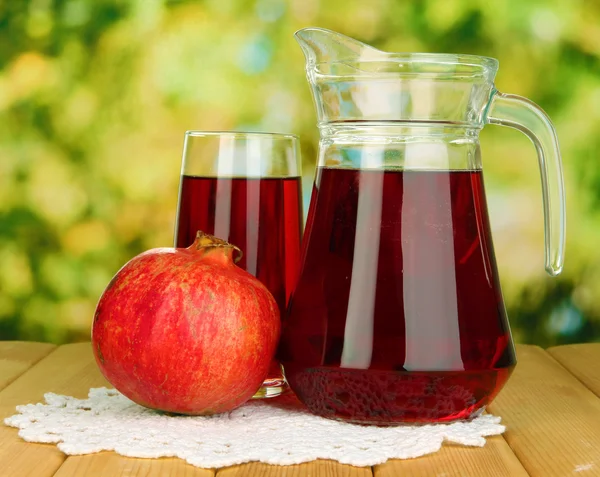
xmin=174 ymin=131 xmax=303 ymax=398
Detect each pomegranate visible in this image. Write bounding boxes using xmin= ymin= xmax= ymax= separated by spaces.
xmin=92 ymin=231 xmax=280 ymax=415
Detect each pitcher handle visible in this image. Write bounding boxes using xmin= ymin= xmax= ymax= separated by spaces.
xmin=486 ymin=90 xmax=566 ymax=276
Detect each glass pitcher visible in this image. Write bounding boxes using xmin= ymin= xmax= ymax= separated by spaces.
xmin=278 ymin=28 xmax=566 ymax=424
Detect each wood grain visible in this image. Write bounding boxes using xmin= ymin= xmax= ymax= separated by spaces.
xmin=217 ymin=460 xmax=372 ymax=477
xmin=0 ymin=343 xmax=106 ymax=477
xmin=547 ymin=343 xmax=600 ymax=398
xmin=374 ymin=436 xmax=528 ymax=477
xmin=489 ymin=344 xmax=600 ymax=476
xmin=0 ymin=341 xmax=55 ymax=391
xmin=54 ymin=453 xmax=215 ymax=477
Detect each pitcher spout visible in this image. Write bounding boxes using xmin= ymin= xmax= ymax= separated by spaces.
xmin=294 ymin=27 xmax=383 ymax=66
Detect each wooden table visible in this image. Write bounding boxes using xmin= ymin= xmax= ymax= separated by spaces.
xmin=1 ymin=342 xmax=600 ymax=476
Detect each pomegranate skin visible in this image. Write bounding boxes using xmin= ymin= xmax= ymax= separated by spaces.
xmin=92 ymin=233 xmax=280 ymax=415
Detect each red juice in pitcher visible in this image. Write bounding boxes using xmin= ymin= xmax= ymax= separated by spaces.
xmin=175 ymin=175 xmax=303 ymax=317
xmin=279 ymin=167 xmax=516 ymax=424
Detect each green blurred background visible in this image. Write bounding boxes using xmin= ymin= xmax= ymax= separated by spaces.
xmin=0 ymin=0 xmax=598 ymax=345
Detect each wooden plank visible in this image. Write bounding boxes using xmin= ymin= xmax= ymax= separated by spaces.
xmin=488 ymin=344 xmax=600 ymax=477
xmin=54 ymin=453 xmax=215 ymax=477
xmin=1 ymin=343 xmax=213 ymax=477
xmin=374 ymin=436 xmax=529 ymax=477
xmin=217 ymin=460 xmax=372 ymax=476
xmin=0 ymin=343 xmax=105 ymax=477
xmin=547 ymin=343 xmax=600 ymax=398
xmin=0 ymin=341 xmax=56 ymax=390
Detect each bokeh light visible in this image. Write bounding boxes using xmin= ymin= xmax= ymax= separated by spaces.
xmin=0 ymin=0 xmax=598 ymax=345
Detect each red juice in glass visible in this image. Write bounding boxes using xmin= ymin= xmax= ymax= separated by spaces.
xmin=279 ymin=167 xmax=516 ymax=423
xmin=175 ymin=175 xmax=303 ymax=316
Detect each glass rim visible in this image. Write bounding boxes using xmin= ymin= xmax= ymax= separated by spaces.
xmin=185 ymin=130 xmax=299 ymax=141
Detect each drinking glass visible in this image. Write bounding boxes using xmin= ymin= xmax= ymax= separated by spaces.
xmin=174 ymin=131 xmax=303 ymax=398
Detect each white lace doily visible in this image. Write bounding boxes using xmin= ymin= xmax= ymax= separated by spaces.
xmin=5 ymin=387 xmax=504 ymax=467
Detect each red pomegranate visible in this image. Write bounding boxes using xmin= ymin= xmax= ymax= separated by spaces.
xmin=92 ymin=231 xmax=280 ymax=415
